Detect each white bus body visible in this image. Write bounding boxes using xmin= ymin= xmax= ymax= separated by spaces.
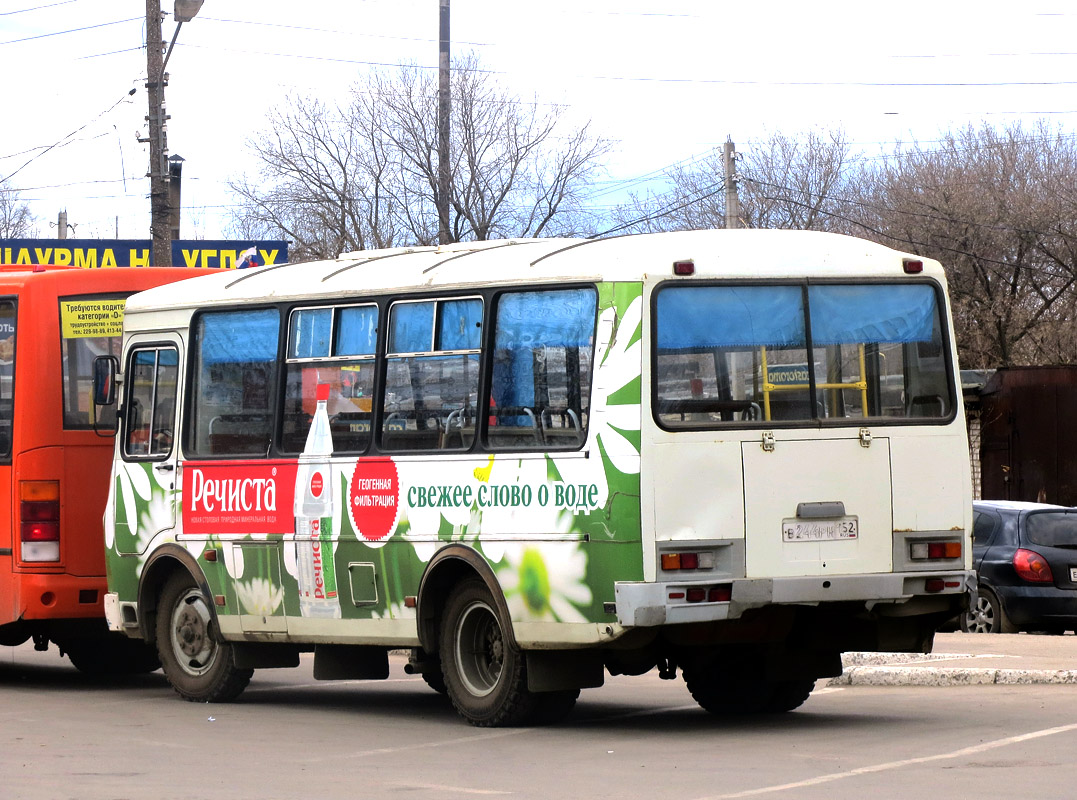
xmin=100 ymin=229 xmax=973 ymax=725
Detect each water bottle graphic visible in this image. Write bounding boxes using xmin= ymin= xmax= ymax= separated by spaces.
xmin=294 ymin=383 xmax=341 ymax=618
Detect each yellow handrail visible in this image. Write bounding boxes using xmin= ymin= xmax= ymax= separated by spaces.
xmin=759 ymin=344 xmax=868 ymax=419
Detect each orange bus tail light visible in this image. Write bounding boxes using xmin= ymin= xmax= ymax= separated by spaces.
xmin=20 ymin=481 xmax=60 ymax=562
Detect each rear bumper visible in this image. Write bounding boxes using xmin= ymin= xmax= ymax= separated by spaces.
xmin=12 ymin=572 xmax=106 ymax=621
xmin=615 ymin=570 xmax=976 ymax=627
xmin=996 ymin=585 xmax=1077 ymax=629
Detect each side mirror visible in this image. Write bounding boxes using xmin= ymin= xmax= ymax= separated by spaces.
xmin=93 ymin=355 xmax=118 ymax=406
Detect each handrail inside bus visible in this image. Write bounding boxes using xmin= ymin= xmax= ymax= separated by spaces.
xmin=421 ymin=239 xmax=545 ymax=274
xmin=528 ymin=233 xmax=635 ymax=267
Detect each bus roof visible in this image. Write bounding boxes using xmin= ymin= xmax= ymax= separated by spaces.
xmin=122 ymin=229 xmax=944 ymax=318
xmin=0 ymin=265 xmax=208 ymax=293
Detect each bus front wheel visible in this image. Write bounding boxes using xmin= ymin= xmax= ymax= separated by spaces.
xmin=156 ymin=572 xmax=252 ymax=703
xmin=439 ymin=579 xmax=536 ymax=727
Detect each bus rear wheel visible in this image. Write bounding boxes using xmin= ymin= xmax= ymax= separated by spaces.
xmin=439 ymin=579 xmax=536 ymax=727
xmin=156 ymin=572 xmax=252 ymax=703
xmin=683 ymin=661 xmax=815 ymax=715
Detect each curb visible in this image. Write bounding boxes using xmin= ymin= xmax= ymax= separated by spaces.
xmin=829 ymin=652 xmax=1077 ymax=686
xmin=829 ymin=666 xmax=1077 ymax=686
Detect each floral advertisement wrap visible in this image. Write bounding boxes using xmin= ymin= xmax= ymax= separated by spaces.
xmin=104 ymin=282 xmax=644 ymax=632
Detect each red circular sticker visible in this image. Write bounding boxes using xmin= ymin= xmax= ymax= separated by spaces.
xmin=310 ymin=472 xmax=323 ymax=498
xmin=349 ymin=458 xmax=399 ymax=541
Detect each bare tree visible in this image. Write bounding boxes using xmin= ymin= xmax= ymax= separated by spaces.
xmin=230 ymin=55 xmax=612 ymax=258
xmin=739 ymin=128 xmax=859 ymax=232
xmin=0 ymin=181 xmax=34 ymax=238
xmin=229 ymin=95 xmax=396 ymax=262
xmin=608 ymin=128 xmax=856 ymax=235
xmin=853 ymin=121 xmax=1077 ymax=369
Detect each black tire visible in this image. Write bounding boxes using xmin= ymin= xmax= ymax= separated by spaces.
xmin=961 ymin=587 xmax=1015 ymax=634
xmin=421 ymin=661 xmax=448 ymax=695
xmin=531 ymin=689 xmax=579 ymax=724
xmin=683 ymin=662 xmax=813 ymax=716
xmin=156 ymin=572 xmax=252 ymax=702
xmin=65 ymin=635 xmax=161 ymax=675
xmin=766 ymin=679 xmax=816 ymax=713
xmin=439 ymin=579 xmax=536 ymax=727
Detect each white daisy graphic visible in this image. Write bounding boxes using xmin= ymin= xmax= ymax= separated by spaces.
xmin=496 ymin=542 xmax=592 ymax=623
xmin=371 ymin=600 xmax=416 ymax=621
xmin=589 ymin=294 xmax=643 ymax=478
xmin=236 ymin=577 xmax=284 ymax=616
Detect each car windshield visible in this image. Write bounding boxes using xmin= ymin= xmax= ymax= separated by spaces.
xmin=1025 ymin=510 xmax=1077 ymax=547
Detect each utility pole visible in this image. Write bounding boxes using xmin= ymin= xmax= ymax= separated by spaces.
xmin=437 ymin=0 xmax=451 ymax=245
xmin=57 ymin=210 xmax=68 ymax=240
xmin=145 ymin=0 xmax=171 ymax=265
xmin=724 ymin=137 xmax=741 ymax=230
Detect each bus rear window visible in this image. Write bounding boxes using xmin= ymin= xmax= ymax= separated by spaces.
xmin=0 ymin=301 xmax=13 ymax=457
xmin=654 ymin=282 xmax=952 ymax=427
xmin=59 ymin=295 xmax=124 ymax=430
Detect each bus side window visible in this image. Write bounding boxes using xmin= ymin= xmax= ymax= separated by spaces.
xmin=486 ymin=288 xmax=595 ymax=451
xmin=281 ymin=304 xmax=378 ymax=454
xmin=189 ymin=308 xmax=280 ymax=457
xmin=381 ymin=298 xmax=482 ymax=452
xmin=123 ymin=346 xmax=179 ymax=459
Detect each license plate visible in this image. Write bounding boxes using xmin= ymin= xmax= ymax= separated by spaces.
xmin=782 ymin=517 xmax=859 ymax=542
xmin=1070 ymin=567 xmax=1077 ymax=582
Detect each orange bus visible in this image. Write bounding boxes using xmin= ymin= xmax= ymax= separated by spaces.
xmin=0 ymin=264 xmax=205 ymax=672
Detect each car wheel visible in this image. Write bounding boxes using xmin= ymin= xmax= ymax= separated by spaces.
xmin=961 ymin=587 xmax=1015 ymax=634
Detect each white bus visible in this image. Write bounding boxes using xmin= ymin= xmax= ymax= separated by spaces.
xmin=97 ymin=229 xmax=973 ymax=726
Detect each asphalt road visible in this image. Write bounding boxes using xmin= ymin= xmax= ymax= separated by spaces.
xmin=2 ymin=640 xmax=1077 ymax=800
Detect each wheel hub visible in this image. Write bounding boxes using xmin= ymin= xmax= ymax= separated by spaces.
xmin=176 ymin=606 xmax=206 ymax=657
xmin=169 ymin=589 xmax=216 ymax=674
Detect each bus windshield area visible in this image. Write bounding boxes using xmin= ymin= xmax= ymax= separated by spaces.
xmin=654 ymin=282 xmax=952 ymax=427
xmin=0 ymin=300 xmax=13 ymax=456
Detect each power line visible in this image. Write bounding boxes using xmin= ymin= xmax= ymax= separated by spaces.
xmin=0 ymin=16 xmax=141 ymax=46
xmin=196 ymin=15 xmax=492 ymax=47
xmin=0 ymin=0 xmax=77 ymax=14
xmin=76 ymin=46 xmax=143 ymax=61
xmin=1 ymin=89 xmax=136 ymax=184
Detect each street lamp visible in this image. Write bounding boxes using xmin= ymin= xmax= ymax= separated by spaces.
xmin=164 ymin=1 xmax=204 ymax=72
xmin=174 ymin=0 xmax=204 ymax=22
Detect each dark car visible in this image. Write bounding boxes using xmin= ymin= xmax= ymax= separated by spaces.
xmin=963 ymin=500 xmax=1077 ymax=633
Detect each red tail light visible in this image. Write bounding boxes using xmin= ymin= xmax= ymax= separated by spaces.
xmin=708 ymin=585 xmax=732 ymax=602
xmin=20 ymin=481 xmax=60 ymax=562
xmin=1014 ymin=548 xmax=1053 ymax=583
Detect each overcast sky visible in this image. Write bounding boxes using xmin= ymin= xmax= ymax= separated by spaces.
xmin=1 ymin=0 xmax=1074 ymax=242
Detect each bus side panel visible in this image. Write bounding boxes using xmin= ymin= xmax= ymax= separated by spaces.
xmin=195 ymin=281 xmax=646 ymax=641
xmin=0 ymin=462 xmax=12 ymax=625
